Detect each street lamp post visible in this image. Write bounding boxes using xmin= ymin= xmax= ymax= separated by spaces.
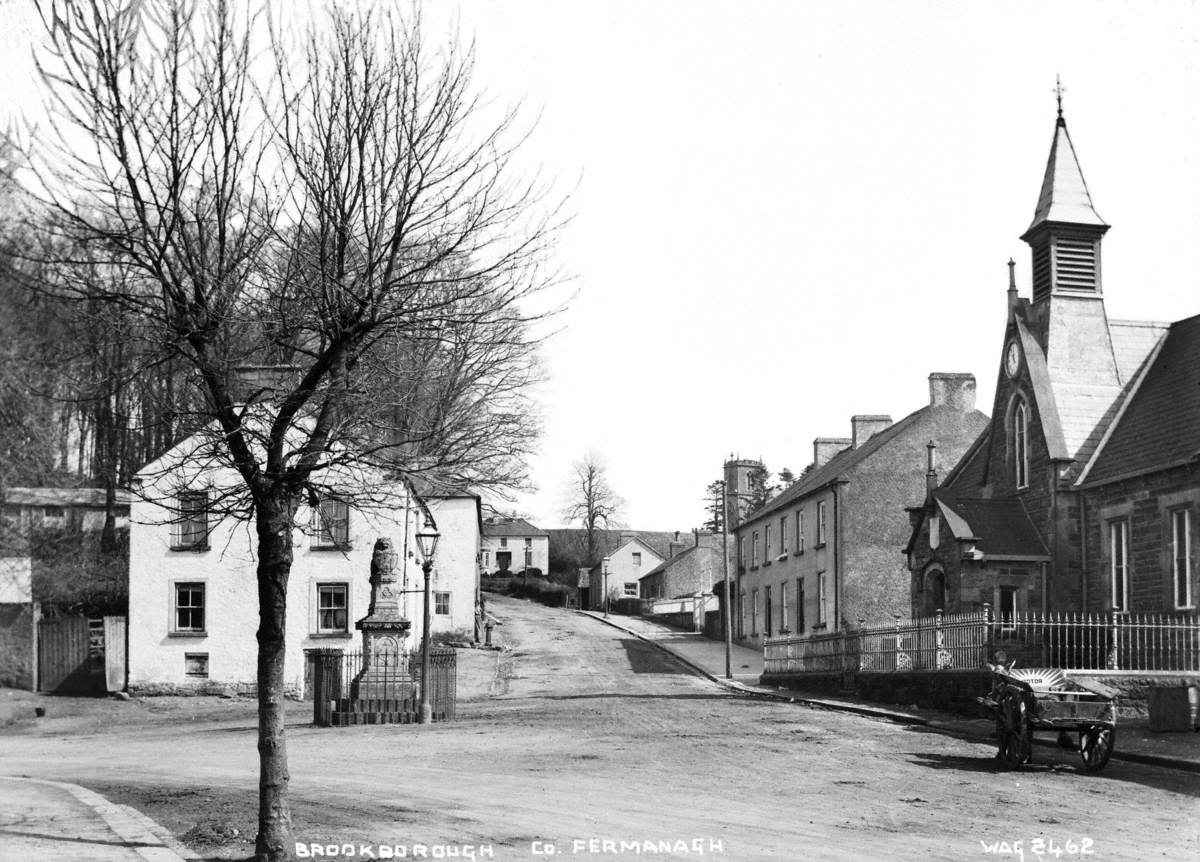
xmin=416 ymin=520 xmax=440 ymax=725
xmin=602 ymin=556 xmax=611 ymax=618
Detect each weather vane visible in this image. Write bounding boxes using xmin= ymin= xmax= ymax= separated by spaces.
xmin=1054 ymin=75 xmax=1066 ymax=118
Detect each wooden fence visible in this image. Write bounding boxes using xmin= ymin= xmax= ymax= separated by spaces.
xmin=37 ymin=615 xmax=126 ymax=694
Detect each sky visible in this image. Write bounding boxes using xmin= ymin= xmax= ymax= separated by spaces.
xmin=4 ymin=1 xmax=1200 ymax=531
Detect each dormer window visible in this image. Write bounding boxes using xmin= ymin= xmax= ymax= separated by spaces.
xmin=1013 ymin=399 xmax=1029 ymax=489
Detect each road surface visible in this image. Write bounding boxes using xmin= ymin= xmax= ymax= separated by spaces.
xmin=1 ymin=594 xmax=1196 ymax=861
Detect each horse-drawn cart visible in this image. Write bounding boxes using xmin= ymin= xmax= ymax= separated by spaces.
xmin=977 ymin=664 xmax=1118 ymax=772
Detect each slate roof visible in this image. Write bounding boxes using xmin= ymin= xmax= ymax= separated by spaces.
xmin=481 ymin=517 xmax=548 ymax=538
xmin=546 ymin=528 xmax=691 ymax=564
xmin=638 ymin=534 xmax=720 ymax=581
xmin=1022 ymin=115 xmax=1107 ymax=235
xmin=935 ymin=495 xmax=1050 ymax=559
xmin=2 ymin=488 xmax=133 ymax=508
xmin=738 ymin=402 xmax=988 ymax=530
xmin=1109 ymin=319 xmax=1171 ymax=383
xmin=1082 ymin=313 xmax=1200 ymax=486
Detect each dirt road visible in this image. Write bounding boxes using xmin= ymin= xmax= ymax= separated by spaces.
xmin=2 ymin=595 xmax=1196 ymax=861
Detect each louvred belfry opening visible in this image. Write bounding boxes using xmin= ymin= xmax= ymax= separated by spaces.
xmin=1020 ymin=110 xmax=1108 ymax=301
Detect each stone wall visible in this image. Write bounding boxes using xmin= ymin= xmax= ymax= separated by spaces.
xmin=761 ymin=668 xmax=1198 ymax=717
xmin=1083 ymin=463 xmax=1200 ymax=613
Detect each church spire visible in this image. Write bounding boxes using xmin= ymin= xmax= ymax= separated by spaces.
xmin=1020 ymin=84 xmax=1109 ymax=302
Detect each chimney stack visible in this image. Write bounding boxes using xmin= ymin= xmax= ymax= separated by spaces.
xmin=232 ymin=365 xmax=300 ymax=404
xmin=851 ymin=415 xmax=893 ymax=448
xmin=928 ymin=373 xmax=977 ymax=411
xmin=813 ymin=437 xmax=851 ymax=469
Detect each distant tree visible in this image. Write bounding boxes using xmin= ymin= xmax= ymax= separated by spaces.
xmin=561 ymin=453 xmax=623 ymax=568
xmin=746 ymin=464 xmax=774 ymax=514
xmin=778 ymin=467 xmax=796 ymax=488
xmin=702 ymin=479 xmax=725 ymax=533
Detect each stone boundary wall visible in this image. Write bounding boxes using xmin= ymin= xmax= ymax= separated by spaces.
xmin=761 ymin=669 xmax=1200 ymax=717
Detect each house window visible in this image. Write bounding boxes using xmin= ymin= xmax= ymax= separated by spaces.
xmin=42 ymin=505 xmax=65 ymax=521
xmin=764 ymin=525 xmax=772 ymax=562
xmin=500 ymin=537 xmax=508 ymax=547
xmin=174 ymin=582 xmax=206 ymax=633
xmin=816 ymin=501 xmax=827 ymax=546
xmin=632 ymin=552 xmax=642 ymax=566
xmin=817 ymin=572 xmax=827 ymax=626
xmin=1110 ymin=519 xmax=1129 ymax=612
xmin=751 ymin=589 xmax=759 ymax=635
xmin=738 ymin=536 xmax=745 ymax=569
xmin=482 ymin=550 xmax=491 ymax=567
xmin=752 ymin=532 xmax=759 ymax=567
xmin=524 ymin=537 xmax=532 ymax=547
xmin=1172 ymin=509 xmax=1192 ymax=609
xmin=780 ymin=516 xmax=788 ymax=556
xmin=796 ymin=578 xmax=805 ymax=633
xmin=312 ymin=499 xmax=349 ymax=549
xmin=316 ymin=583 xmax=348 ymax=633
xmin=172 ymin=492 xmax=209 ymax=550
xmin=184 ymin=653 xmax=209 ymax=678
xmin=435 ymin=591 xmax=451 ymax=615
xmin=1014 ymin=400 xmax=1029 ymax=489
xmin=998 ymin=586 xmax=1017 ymax=632
xmin=623 ymin=582 xmax=638 ymax=597
xmin=738 ymin=590 xmax=746 ymax=638
xmin=779 ymin=581 xmax=788 ymax=632
xmin=796 ymin=511 xmax=804 ymax=553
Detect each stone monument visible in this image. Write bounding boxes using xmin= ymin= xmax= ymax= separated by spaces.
xmin=350 ymin=537 xmax=414 ymax=700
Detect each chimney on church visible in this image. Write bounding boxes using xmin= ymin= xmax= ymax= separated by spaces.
xmin=928 ymin=373 xmax=976 ymax=411
xmin=813 ymin=438 xmax=851 ymax=469
xmin=851 ymin=415 xmax=893 ymax=448
xmin=926 ymin=440 xmax=939 ymax=496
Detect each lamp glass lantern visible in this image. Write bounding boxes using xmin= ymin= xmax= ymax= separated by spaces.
xmin=416 ymin=522 xmax=440 ymax=563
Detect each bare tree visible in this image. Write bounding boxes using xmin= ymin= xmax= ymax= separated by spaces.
xmin=561 ymin=453 xmax=623 ymax=568
xmin=23 ymin=2 xmax=561 ymax=859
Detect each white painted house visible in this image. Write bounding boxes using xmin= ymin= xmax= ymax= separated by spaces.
xmin=480 ymin=517 xmax=549 ymax=576
xmin=584 ymin=534 xmax=665 ymax=609
xmin=127 ymin=428 xmax=481 ymax=694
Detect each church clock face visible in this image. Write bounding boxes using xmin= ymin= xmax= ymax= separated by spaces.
xmin=1005 ymin=341 xmax=1021 ymax=378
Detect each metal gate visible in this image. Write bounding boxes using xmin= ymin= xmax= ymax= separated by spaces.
xmin=37 ymin=615 xmax=126 ymax=694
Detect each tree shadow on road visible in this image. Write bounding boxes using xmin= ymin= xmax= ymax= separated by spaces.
xmin=617 ymin=638 xmax=691 ymax=673
xmin=908 ymin=751 xmax=1200 ymax=797
xmin=540 ymin=692 xmax=736 ymax=702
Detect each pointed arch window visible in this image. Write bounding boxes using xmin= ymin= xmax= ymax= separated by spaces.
xmin=1013 ymin=399 xmax=1029 ymax=489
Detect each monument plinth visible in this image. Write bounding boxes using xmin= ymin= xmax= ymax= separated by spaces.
xmin=351 ymin=537 xmax=414 ymax=700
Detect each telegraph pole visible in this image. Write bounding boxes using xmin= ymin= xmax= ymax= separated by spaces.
xmin=719 ymin=481 xmax=733 ymax=679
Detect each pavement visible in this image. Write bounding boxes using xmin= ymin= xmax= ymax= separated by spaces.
xmin=579 ymin=609 xmax=1200 ymax=773
xmin=0 ymin=776 xmax=195 ymax=862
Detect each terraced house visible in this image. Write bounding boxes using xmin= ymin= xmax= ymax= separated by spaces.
xmin=905 ymin=104 xmax=1200 ymax=624
xmin=733 ymin=377 xmax=988 ymax=648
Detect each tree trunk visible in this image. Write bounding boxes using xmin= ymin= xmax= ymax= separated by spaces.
xmin=254 ymin=494 xmax=296 ymax=862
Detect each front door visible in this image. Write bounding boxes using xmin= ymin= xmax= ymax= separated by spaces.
xmin=496 ymin=551 xmax=512 ymax=572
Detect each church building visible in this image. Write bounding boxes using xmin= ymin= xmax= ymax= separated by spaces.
xmin=905 ymin=101 xmax=1199 ymax=622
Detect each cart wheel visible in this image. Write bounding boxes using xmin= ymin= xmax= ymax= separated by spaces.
xmin=1079 ymin=725 xmax=1115 ymax=772
xmin=996 ymin=691 xmax=1030 ymax=769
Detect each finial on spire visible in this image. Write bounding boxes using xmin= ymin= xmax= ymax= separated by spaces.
xmin=1007 ymin=258 xmax=1016 ymax=291
xmin=1054 ymin=75 xmax=1066 ymax=121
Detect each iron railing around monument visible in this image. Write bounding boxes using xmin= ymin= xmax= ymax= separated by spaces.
xmin=307 ymin=647 xmax=457 ymax=726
